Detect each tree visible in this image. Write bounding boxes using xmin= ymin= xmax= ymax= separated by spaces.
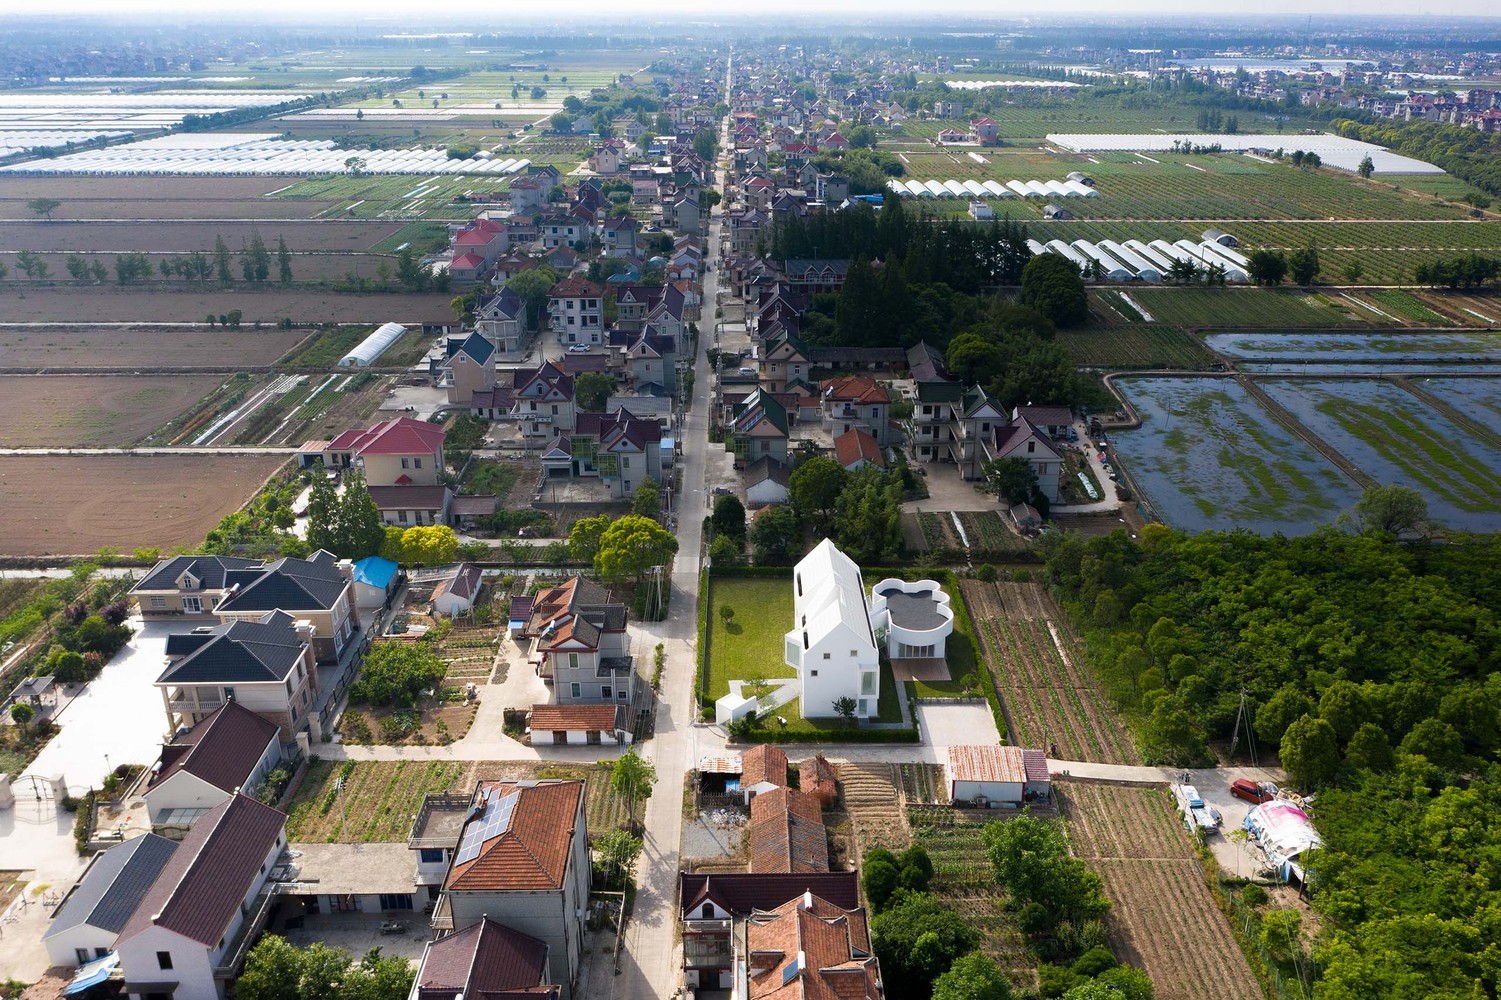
xmin=862 ymin=854 xmax=901 ymax=912
xmin=931 ymin=952 xmax=1013 ymax=1000
xmin=833 ymin=466 xmax=902 ymax=563
xmin=1247 ymin=249 xmax=1288 ymax=286
xmin=1260 ymin=908 xmax=1303 ymax=963
xmin=870 ymin=892 xmax=980 ymax=998
xmin=631 ymin=478 xmax=662 ymax=518
xmin=982 ymin=456 xmax=1038 ymax=506
xmin=749 ymin=504 xmax=803 ymax=565
xmin=595 ymin=514 xmax=678 ymax=588
xmin=568 ymin=514 xmax=611 ymax=563
xmin=1356 ymin=155 xmax=1375 ymax=179
xmin=1353 ymin=484 xmax=1428 ymax=536
xmin=214 ymin=235 xmax=233 ymax=285
xmin=692 ymin=128 xmax=717 ymax=162
xmin=505 ymin=267 xmax=558 ymax=331
xmin=609 ymin=748 xmax=657 ymax=830
xmin=379 ymin=526 xmax=406 ymax=564
xmin=1255 ymin=684 xmax=1314 ymax=747
xmin=1345 ymin=722 xmax=1394 ymax=772
xmin=1399 ymin=717 xmax=1465 ymax=770
xmin=27 ymin=197 xmax=60 ymax=221
xmin=985 ymin=815 xmax=1108 ymax=923
xmin=65 ymin=253 xmax=88 ymax=280
xmin=344 ymin=156 xmax=367 ymax=177
xmin=10 ymin=702 xmax=34 ymax=728
xmin=789 ymin=457 xmax=846 ymax=530
xmin=277 ymin=236 xmax=293 ymax=284
xmin=711 ymin=494 xmax=747 ymax=543
xmin=575 ymin=371 xmax=617 ymax=411
xmin=305 ymin=471 xmax=339 ymax=554
xmin=1280 ymin=714 xmax=1340 ymax=787
xmin=399 ymin=525 xmax=459 ymax=567
xmin=1288 ymin=245 xmax=1321 ymax=286
xmin=350 ymin=641 xmax=446 ymax=708
xmin=238 ymin=935 xmax=413 ymax=1000
xmin=833 ymin=695 xmax=857 ymax=723
xmin=595 ymin=828 xmax=643 ymax=890
xmin=1019 ymin=252 xmax=1088 ymax=328
xmin=337 ymin=474 xmax=388 ymax=560
xmin=708 ymin=534 xmax=743 ymax=568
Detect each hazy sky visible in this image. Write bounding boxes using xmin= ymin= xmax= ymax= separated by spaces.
xmin=16 ymin=0 xmax=1501 ymax=20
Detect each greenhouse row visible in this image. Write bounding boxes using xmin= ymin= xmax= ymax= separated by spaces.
xmin=1026 ymin=237 xmax=1252 ymax=283
xmin=0 ymin=134 xmax=533 ymax=176
xmin=887 ymin=177 xmax=1099 ymax=199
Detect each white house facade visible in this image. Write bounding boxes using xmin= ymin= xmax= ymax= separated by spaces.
xmin=783 ymin=540 xmax=880 ymax=720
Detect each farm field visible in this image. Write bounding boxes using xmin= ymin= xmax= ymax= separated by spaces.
xmin=1413 ymin=377 xmax=1501 ymax=425
xmin=1205 ymin=330 xmax=1501 ymax=361
xmin=1058 ymin=325 xmax=1217 ymax=369
xmin=1060 ymin=783 xmax=1261 ymax=1000
xmin=271 ymin=173 xmax=501 ymax=221
xmin=837 ymin=762 xmax=908 ymax=854
xmin=1260 ymin=378 xmax=1501 ymax=531
xmin=0 ymin=175 xmax=295 ymax=204
xmin=960 ymin=579 xmax=1137 ymax=764
xmin=0 ymin=453 xmax=288 ymax=556
xmin=906 ymin=807 xmax=1035 ymax=991
xmin=155 ymin=370 xmax=392 ymax=447
xmin=1127 ymin=287 xmax=1368 ymax=327
xmin=287 ymin=759 xmax=465 ymax=843
xmin=702 ymin=576 xmax=794 ymax=701
xmin=0 ymin=219 xmax=401 ymax=254
xmin=0 ymin=375 xmax=218 ymax=446
xmin=0 ymin=326 xmax=309 ymax=369
xmin=0 ymin=288 xmax=452 ymax=324
xmin=1111 ymin=377 xmax=1363 ymax=533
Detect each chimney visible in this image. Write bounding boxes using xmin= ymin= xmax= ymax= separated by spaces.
xmin=337 ymin=559 xmax=355 ymax=582
xmin=295 ymin=620 xmax=315 ymax=645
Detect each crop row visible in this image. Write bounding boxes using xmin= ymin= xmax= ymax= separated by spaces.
xmin=1059 ymin=325 xmax=1217 ymax=369
xmin=1126 ymin=287 xmax=1370 ymax=328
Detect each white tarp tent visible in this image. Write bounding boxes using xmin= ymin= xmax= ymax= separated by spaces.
xmin=1244 ymin=801 xmax=1323 ymax=858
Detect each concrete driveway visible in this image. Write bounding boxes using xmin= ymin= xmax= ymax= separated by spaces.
xmin=24 ymin=616 xmax=171 ymax=796
xmin=903 ymin=463 xmax=995 ymax=512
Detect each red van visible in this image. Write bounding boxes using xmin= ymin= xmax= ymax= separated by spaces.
xmin=1230 ymin=778 xmax=1275 ymax=804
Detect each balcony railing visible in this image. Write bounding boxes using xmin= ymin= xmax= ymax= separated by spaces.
xmin=168 ymin=696 xmax=224 ymax=714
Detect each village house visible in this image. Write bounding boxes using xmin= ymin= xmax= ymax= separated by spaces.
xmin=783 ymin=539 xmax=880 ymax=720
xmin=43 ymin=834 xmax=180 ymax=969
xmin=473 ymin=286 xmax=527 ymax=353
xmin=740 ymin=891 xmax=882 ymax=999
xmin=677 ymin=871 xmax=859 ymax=993
xmin=409 ymin=917 xmax=560 ymax=1000
xmin=748 ymin=787 xmax=829 ymax=874
xmin=440 ymin=331 xmax=497 ymax=405
xmin=131 ymin=556 xmax=263 ymax=619
xmin=944 ymin=744 xmax=1052 ymax=806
xmin=547 ymin=276 xmax=607 ymax=344
xmin=728 ymin=388 xmax=791 ymax=468
xmin=143 ymin=702 xmax=283 ymax=829
xmin=517 ymin=576 xmax=634 ymax=705
xmin=112 ymin=794 xmax=289 ymax=1000
xmin=820 ymin=374 xmax=892 ymax=446
xmin=210 ymin=550 xmax=359 ymax=664
xmin=434 ymin=780 xmax=592 ymax=999
xmin=155 ymin=610 xmax=320 ymax=742
xmin=511 ymin=362 xmax=577 ymax=439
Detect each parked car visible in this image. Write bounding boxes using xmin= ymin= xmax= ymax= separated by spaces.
xmin=1230 ymin=778 xmax=1276 ymax=804
xmin=567 ymin=343 xmax=591 ymax=353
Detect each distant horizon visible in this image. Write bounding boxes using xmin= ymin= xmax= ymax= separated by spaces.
xmin=10 ymin=5 xmax=1501 ymax=24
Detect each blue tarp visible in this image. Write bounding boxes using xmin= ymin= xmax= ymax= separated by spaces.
xmin=63 ymin=954 xmax=119 ymax=996
xmin=352 ymin=556 xmax=399 ymax=589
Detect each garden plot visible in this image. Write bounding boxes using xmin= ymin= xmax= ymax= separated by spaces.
xmin=1060 ymin=783 xmax=1261 ymax=1000
xmin=837 ymin=762 xmax=908 ymax=854
xmin=0 ymin=375 xmax=218 ymax=447
xmin=286 ymin=759 xmax=465 ymax=843
xmin=1259 ymin=378 xmax=1501 ymax=531
xmin=1058 ymin=327 xmax=1217 ymax=369
xmin=1206 ymin=331 xmax=1501 ymax=362
xmin=1111 ymin=377 xmax=1363 ymax=534
xmin=960 ymin=580 xmax=1136 ymax=764
xmin=1128 ymin=288 xmax=1367 ymax=327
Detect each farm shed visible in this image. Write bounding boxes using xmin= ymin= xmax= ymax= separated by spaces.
xmin=430 ymin=563 xmax=482 ymax=617
xmin=1202 ymin=228 xmax=1239 ymax=247
xmin=351 ymin=556 xmax=400 ymax=610
xmin=945 ymin=745 xmax=1051 ymax=806
xmin=799 ymin=754 xmax=838 ymax=806
xmin=339 ymin=322 xmax=407 ymax=367
xmin=1244 ymin=801 xmax=1322 ymax=886
xmin=528 ymin=703 xmax=633 ymax=745
xmin=968 ymin=200 xmax=993 ymax=220
xmin=1043 ymin=203 xmax=1073 ymax=220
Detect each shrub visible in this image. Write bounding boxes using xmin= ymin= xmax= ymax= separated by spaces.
xmin=976 ymin=563 xmax=998 ymax=582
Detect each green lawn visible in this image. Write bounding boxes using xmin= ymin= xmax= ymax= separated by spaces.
xmin=748 ymin=656 xmax=905 ymax=735
xmin=704 ymin=577 xmax=796 ymax=701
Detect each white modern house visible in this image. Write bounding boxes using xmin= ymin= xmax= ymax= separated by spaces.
xmin=783 ymin=540 xmax=880 ymax=720
xmin=868 ymin=578 xmax=954 ymax=661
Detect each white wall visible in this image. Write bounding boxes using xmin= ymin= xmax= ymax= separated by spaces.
xmin=798 ymin=623 xmax=879 ymax=719
xmin=45 ymin=923 xmax=118 ymax=969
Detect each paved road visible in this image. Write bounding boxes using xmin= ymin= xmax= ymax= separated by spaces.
xmin=0 ymin=447 xmax=298 ymax=456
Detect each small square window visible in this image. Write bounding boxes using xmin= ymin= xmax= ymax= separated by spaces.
xmin=822 ymin=652 xmax=831 ymax=660
xmin=157 ymin=952 xmax=174 ymax=971
xmin=810 ymin=670 xmax=818 ymax=677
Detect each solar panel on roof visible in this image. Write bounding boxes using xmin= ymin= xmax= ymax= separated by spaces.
xmin=451 ymin=787 xmax=520 ymax=865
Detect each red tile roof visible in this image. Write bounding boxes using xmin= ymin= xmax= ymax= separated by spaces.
xmin=820 ymin=375 xmax=889 ymax=405
xmin=415 ymin=916 xmax=557 ymax=1000
xmin=529 ymin=703 xmax=624 ymax=733
xmin=798 ymin=755 xmax=838 ymax=807
xmin=834 ymin=429 xmax=883 ymax=470
xmin=119 ymin=793 xmax=286 ymax=947
xmin=946 ymin=744 xmax=1030 ymax=784
xmin=327 ymin=416 xmax=445 ymax=457
xmin=447 ymin=781 xmax=583 ymax=892
xmin=679 ymin=871 xmax=860 ymax=918
xmin=749 ymin=787 xmax=827 ymax=874
xmin=746 ymin=894 xmax=879 ymax=1000
xmin=549 ymin=275 xmax=606 ymax=299
xmin=452 ymin=252 xmax=487 ymax=269
xmin=742 ymin=744 xmax=788 ymax=790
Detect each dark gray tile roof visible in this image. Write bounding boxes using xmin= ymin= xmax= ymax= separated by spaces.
xmin=158 ymin=614 xmax=306 ymax=685
xmin=134 ymin=555 xmax=262 ymax=593
xmin=877 ymin=588 xmax=947 ymax=631
xmin=45 ymin=834 xmax=179 ymax=939
xmin=217 ymin=550 xmax=348 ymax=613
